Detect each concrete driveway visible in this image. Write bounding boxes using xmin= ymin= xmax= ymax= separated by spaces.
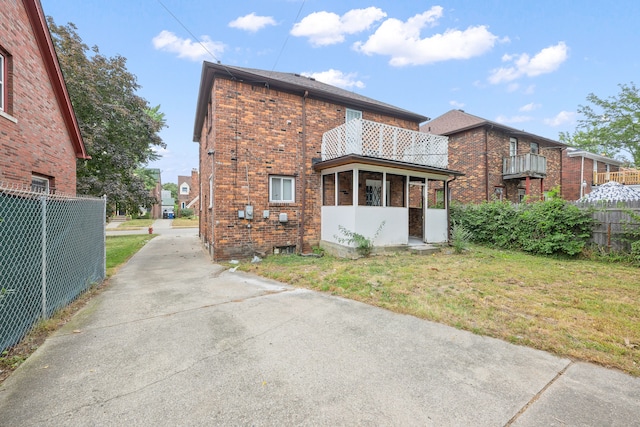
xmin=1 ymin=229 xmax=638 ymax=426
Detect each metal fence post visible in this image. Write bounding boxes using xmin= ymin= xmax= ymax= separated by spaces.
xmin=103 ymin=194 xmax=107 ymax=278
xmin=40 ymin=194 xmax=47 ymax=319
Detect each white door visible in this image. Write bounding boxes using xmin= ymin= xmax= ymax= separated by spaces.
xmin=345 ymin=109 xmax=362 ymax=155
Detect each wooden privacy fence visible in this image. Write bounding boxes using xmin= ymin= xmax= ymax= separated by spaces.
xmin=573 ymin=200 xmax=640 ymax=251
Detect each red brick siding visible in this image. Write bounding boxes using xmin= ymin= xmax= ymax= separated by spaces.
xmin=198 ymin=77 xmax=422 ymax=260
xmin=0 ymin=1 xmax=77 ymax=194
xmin=447 ymin=127 xmax=561 ymax=204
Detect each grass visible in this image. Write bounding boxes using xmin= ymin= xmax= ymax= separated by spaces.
xmin=240 ymin=245 xmax=640 ymax=376
xmin=0 ymin=234 xmax=154 ymax=384
xmin=172 ymin=217 xmax=198 ymax=227
xmin=115 ymin=218 xmax=154 ymax=229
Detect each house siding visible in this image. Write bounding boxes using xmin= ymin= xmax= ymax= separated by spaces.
xmin=561 ymin=152 xmax=621 ymax=200
xmin=447 ymin=127 xmax=562 ymax=204
xmin=0 ymin=0 xmax=77 ymax=194
xmin=198 ymin=77 xmax=419 ymax=260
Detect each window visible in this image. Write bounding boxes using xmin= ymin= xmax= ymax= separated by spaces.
xmin=181 ymin=202 xmax=186 ymax=209
xmin=180 ymin=183 xmax=189 ymax=194
xmin=31 ymin=176 xmax=49 ymax=193
xmin=593 ymin=160 xmax=598 ymax=172
xmin=530 ymin=142 xmax=539 ymax=154
xmin=346 ymin=108 xmax=362 ymax=122
xmin=270 ymin=176 xmax=295 ymax=203
xmin=0 ymin=52 xmax=4 ymax=111
xmin=509 ymin=137 xmax=518 ymax=157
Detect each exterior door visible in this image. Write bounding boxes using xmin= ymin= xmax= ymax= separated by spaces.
xmin=345 ymin=109 xmax=362 ymax=155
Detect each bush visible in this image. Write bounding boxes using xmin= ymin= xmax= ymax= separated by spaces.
xmin=180 ymin=208 xmax=194 ymax=218
xmin=451 ymin=198 xmax=594 ymax=257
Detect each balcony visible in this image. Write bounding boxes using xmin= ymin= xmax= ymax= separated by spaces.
xmin=593 ymin=170 xmax=640 ymax=185
xmin=322 ymin=119 xmax=449 ymax=169
xmin=502 ymin=153 xmax=547 ymax=180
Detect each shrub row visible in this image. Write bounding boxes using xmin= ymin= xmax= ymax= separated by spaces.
xmin=450 ymin=198 xmax=595 ymax=257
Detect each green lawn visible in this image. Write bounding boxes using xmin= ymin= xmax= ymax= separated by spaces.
xmin=113 ymin=219 xmax=154 ymax=230
xmin=171 ymin=217 xmax=198 ymax=227
xmin=240 ymin=245 xmax=640 ymax=376
xmin=106 ymin=234 xmax=154 ymax=276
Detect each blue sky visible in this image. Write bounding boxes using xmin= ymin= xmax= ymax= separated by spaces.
xmin=41 ymin=0 xmax=640 ymax=184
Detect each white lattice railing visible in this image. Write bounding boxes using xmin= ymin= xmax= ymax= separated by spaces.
xmin=322 ymin=119 xmax=449 ymax=169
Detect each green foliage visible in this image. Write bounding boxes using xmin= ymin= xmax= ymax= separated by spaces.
xmin=334 ymin=221 xmax=386 ymax=257
xmin=621 ymin=209 xmax=640 ymax=264
xmin=450 ymin=224 xmax=472 ymax=254
xmin=47 ymin=19 xmax=166 ymax=213
xmin=180 ymin=208 xmax=194 ymax=218
xmin=559 ymin=82 xmax=640 ymax=166
xmin=451 ymin=199 xmax=595 ymax=257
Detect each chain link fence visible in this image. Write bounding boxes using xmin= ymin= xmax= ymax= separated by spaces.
xmin=0 ymin=182 xmax=106 ymax=353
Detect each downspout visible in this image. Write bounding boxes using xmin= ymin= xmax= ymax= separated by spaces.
xmin=484 ymin=127 xmax=490 ymax=201
xmin=298 ymin=90 xmax=309 ymax=254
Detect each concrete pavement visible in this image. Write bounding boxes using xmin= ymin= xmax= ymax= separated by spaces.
xmin=1 ymin=227 xmax=638 ymax=425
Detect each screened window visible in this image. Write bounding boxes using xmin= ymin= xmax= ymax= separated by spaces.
xmin=270 ymin=176 xmax=295 ymax=203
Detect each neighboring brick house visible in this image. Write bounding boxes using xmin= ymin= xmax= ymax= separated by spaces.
xmin=146 ymin=168 xmax=162 ymax=219
xmin=177 ymin=169 xmax=200 ymax=217
xmin=562 ymin=148 xmax=623 ymax=200
xmin=0 ymin=0 xmax=89 ymax=194
xmin=422 ymin=110 xmax=565 ymax=204
xmin=193 ymin=63 xmax=461 ymax=260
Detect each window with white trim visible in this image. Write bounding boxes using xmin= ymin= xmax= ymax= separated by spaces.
xmin=530 ymin=142 xmax=539 ymax=154
xmin=180 ymin=183 xmax=189 ymax=194
xmin=509 ymin=137 xmax=518 ymax=156
xmin=31 ymin=176 xmax=49 ymax=193
xmin=270 ymin=176 xmax=295 ymax=203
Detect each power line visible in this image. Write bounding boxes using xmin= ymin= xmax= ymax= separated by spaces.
xmin=272 ymin=0 xmax=306 ymax=71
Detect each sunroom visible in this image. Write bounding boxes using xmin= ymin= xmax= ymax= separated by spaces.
xmin=314 ymin=119 xmax=463 ymax=256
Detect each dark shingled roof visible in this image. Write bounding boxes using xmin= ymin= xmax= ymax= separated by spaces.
xmin=420 ymin=109 xmax=566 ymax=147
xmin=193 ymin=62 xmax=429 ymax=141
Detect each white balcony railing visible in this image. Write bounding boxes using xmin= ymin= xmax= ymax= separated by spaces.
xmin=322 ymin=119 xmax=449 ymax=169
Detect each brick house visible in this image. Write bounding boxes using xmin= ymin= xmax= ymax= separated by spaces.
xmin=422 ymin=110 xmax=565 ymax=204
xmin=562 ymin=148 xmax=623 ymax=200
xmin=0 ymin=0 xmax=89 ymax=194
xmin=193 ymin=63 xmax=461 ymax=260
xmin=177 ymin=169 xmax=200 ymax=217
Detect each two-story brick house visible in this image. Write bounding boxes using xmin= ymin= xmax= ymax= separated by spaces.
xmin=422 ymin=110 xmax=565 ymax=204
xmin=177 ymin=169 xmax=200 ymax=217
xmin=1 ymin=0 xmax=88 ymax=194
xmin=193 ymin=63 xmax=461 ymax=260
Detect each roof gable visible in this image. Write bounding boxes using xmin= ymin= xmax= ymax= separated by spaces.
xmin=422 ymin=109 xmax=565 ymax=147
xmin=193 ymin=62 xmax=429 ymax=142
xmin=24 ymin=0 xmax=88 ymax=159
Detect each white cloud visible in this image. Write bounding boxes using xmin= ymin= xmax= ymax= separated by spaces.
xmin=449 ymin=100 xmax=465 ymax=108
xmin=229 ymin=13 xmax=277 ymax=32
xmin=152 ymin=30 xmax=225 ymax=61
xmin=488 ymin=42 xmax=568 ymax=84
xmin=544 ymin=111 xmax=576 ymax=127
xmin=291 ymin=7 xmax=386 ymax=47
xmin=495 ymin=115 xmax=533 ymax=124
xmin=519 ymin=102 xmax=541 ymax=112
xmin=301 ymin=69 xmax=365 ymax=89
xmin=523 ymin=85 xmax=536 ymax=95
xmin=353 ymin=7 xmax=499 ymax=66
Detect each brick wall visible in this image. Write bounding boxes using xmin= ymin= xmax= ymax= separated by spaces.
xmin=0 ymin=1 xmax=77 ymax=194
xmin=447 ymin=127 xmax=562 ymax=204
xmin=198 ymin=77 xmax=420 ymax=260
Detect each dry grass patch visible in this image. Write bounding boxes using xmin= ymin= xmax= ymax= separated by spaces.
xmin=240 ymin=246 xmax=640 ymax=376
xmin=172 ymin=217 xmax=198 ymax=227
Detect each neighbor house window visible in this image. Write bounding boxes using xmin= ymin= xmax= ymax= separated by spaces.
xmin=270 ymin=176 xmax=295 ymax=203
xmin=31 ymin=176 xmax=49 ymax=193
xmin=509 ymin=138 xmax=518 ymax=157
xmin=530 ymin=142 xmax=539 ymax=154
xmin=180 ymin=184 xmax=189 ymax=194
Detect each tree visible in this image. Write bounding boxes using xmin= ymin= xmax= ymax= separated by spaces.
xmin=560 ymin=82 xmax=640 ymax=166
xmin=47 ymin=19 xmax=166 ymax=214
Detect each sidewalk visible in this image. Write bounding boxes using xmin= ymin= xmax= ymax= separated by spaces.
xmin=0 ymin=232 xmax=638 ymax=425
